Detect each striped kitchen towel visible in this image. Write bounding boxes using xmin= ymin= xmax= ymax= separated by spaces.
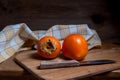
xmin=0 ymin=23 xmax=101 ymax=63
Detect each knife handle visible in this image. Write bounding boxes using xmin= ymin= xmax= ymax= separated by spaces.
xmin=79 ymin=60 xmax=116 ymax=66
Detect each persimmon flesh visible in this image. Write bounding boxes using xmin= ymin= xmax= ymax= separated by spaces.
xmin=62 ymin=34 xmax=88 ymax=60
xmin=37 ymin=36 xmax=61 ymax=59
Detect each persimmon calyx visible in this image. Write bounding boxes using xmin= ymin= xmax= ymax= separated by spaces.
xmin=40 ymin=39 xmax=56 ymax=55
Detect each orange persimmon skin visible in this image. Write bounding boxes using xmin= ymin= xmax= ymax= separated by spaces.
xmin=37 ymin=36 xmax=61 ymax=59
xmin=62 ymin=34 xmax=88 ymax=60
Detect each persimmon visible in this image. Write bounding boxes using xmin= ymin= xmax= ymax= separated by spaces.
xmin=37 ymin=36 xmax=61 ymax=59
xmin=62 ymin=34 xmax=88 ymax=60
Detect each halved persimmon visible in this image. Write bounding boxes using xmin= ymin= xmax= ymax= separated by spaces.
xmin=37 ymin=36 xmax=61 ymax=59
xmin=62 ymin=34 xmax=88 ymax=60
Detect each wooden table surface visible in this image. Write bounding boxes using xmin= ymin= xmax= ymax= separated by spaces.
xmin=0 ymin=43 xmax=120 ymax=80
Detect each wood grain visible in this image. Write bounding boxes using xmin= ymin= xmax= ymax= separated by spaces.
xmin=0 ymin=56 xmax=24 ymax=76
xmin=14 ymin=44 xmax=120 ymax=80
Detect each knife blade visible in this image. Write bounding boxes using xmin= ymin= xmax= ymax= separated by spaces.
xmin=40 ymin=59 xmax=115 ymax=69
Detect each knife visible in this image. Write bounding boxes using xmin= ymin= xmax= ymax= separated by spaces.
xmin=40 ymin=59 xmax=115 ymax=69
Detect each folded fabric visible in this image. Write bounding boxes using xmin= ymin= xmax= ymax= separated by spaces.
xmin=0 ymin=23 xmax=101 ymax=63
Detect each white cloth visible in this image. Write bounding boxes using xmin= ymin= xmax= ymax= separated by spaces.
xmin=0 ymin=23 xmax=101 ymax=63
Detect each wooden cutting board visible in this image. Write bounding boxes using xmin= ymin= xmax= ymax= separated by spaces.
xmin=14 ymin=44 xmax=120 ymax=80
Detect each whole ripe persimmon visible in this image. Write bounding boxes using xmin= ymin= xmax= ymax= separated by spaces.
xmin=37 ymin=36 xmax=61 ymax=59
xmin=62 ymin=34 xmax=88 ymax=60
